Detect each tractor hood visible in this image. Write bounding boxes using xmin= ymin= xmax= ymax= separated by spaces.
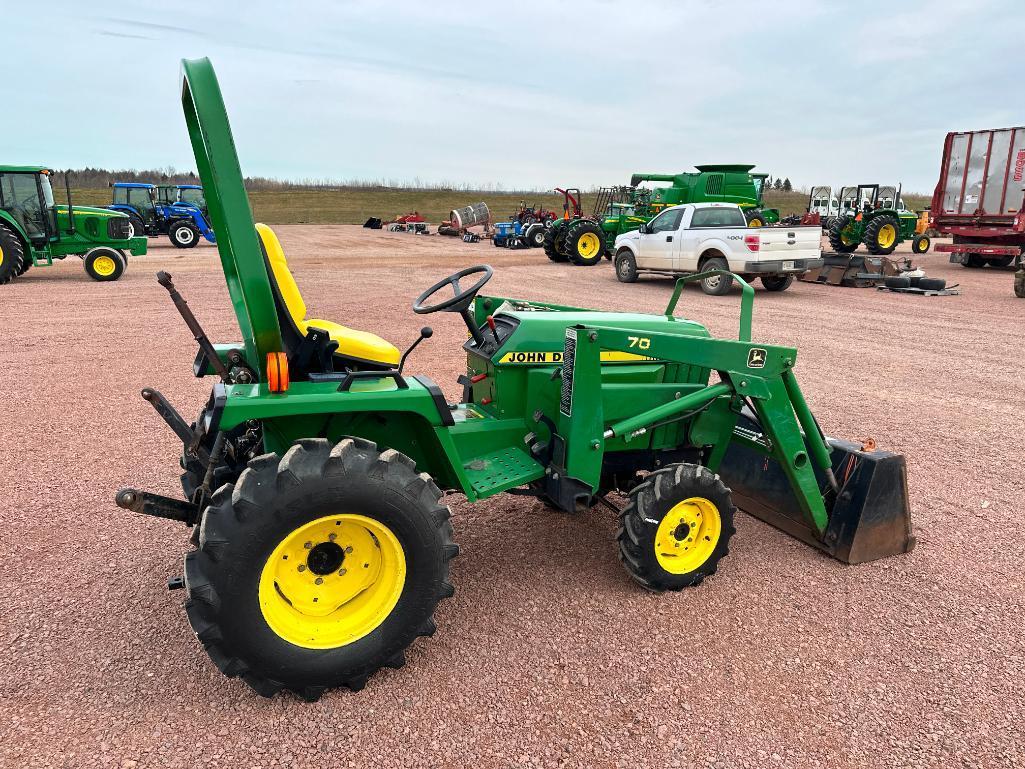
xmin=55 ymin=204 xmax=126 ymax=218
xmin=475 ymin=297 xmax=710 ymax=365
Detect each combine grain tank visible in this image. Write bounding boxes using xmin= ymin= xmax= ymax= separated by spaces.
xmin=931 ymin=126 xmax=1025 ymax=269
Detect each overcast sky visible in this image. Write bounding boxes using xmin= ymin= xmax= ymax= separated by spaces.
xmin=5 ymin=0 xmax=1021 ymax=193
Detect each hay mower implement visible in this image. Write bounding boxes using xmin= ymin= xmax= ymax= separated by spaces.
xmin=116 ymin=59 xmax=914 ymax=701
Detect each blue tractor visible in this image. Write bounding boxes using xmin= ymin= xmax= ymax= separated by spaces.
xmin=108 ymin=182 xmax=216 ymax=248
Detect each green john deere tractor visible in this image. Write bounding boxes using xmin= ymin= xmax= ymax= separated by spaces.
xmin=117 ymin=59 xmax=914 ymax=700
xmin=828 ymin=184 xmax=929 ymax=256
xmin=0 ymin=167 xmax=147 ymax=284
xmin=546 ymin=166 xmax=780 ymax=266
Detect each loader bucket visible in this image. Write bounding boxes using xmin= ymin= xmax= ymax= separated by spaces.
xmin=718 ymin=416 xmax=915 ymax=564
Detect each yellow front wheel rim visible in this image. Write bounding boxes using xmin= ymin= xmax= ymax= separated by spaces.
xmin=93 ymin=255 xmax=117 ymax=277
xmin=748 ymin=218 xmax=763 ymax=228
xmin=577 ymin=232 xmax=601 ymax=258
xmin=259 ymin=513 xmax=406 ymax=649
xmin=654 ymin=497 xmax=721 ymax=574
xmin=877 ymin=223 xmax=896 ymax=249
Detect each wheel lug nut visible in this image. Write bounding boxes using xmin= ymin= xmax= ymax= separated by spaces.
xmin=344 ymin=546 xmax=353 ymax=554
xmin=315 ymin=577 xmax=324 ymax=585
xmin=297 ymin=565 xmax=306 ymax=572
xmin=329 ymin=533 xmax=337 ymax=542
xmin=338 ymin=568 xmax=347 ymax=576
xmin=304 ymin=541 xmax=313 ymax=549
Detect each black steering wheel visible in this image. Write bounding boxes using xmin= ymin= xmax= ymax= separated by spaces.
xmin=413 ymin=264 xmax=493 ymax=315
xmin=412 ymin=265 xmax=494 ymax=347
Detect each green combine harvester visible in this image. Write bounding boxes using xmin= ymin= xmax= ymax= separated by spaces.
xmin=0 ymin=166 xmax=147 ymax=283
xmin=117 ymin=59 xmax=914 ymax=700
xmin=546 ymin=165 xmax=778 ymax=266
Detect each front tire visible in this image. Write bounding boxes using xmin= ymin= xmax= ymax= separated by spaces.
xmin=127 ymin=215 xmax=147 ymax=240
xmin=615 ymin=249 xmax=638 ymax=283
xmin=986 ymin=255 xmax=1014 ymax=268
xmin=526 ymin=225 xmax=546 ymax=248
xmin=184 ymin=438 xmax=457 ymax=700
xmin=617 ymin=463 xmax=736 ymax=591
xmin=911 ymin=233 xmax=930 ymax=254
xmin=84 ymin=248 xmax=126 ymax=281
xmin=170 ymin=220 xmax=200 ymax=249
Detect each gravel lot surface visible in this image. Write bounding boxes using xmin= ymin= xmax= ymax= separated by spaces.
xmin=1 ymin=226 xmax=1022 ymax=768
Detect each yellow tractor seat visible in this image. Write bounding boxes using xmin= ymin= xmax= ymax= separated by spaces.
xmin=256 ymin=223 xmax=400 ymax=368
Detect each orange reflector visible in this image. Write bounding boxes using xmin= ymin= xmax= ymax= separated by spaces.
xmin=266 ymin=352 xmax=289 ymax=393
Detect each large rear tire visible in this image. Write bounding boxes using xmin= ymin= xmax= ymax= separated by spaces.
xmin=0 ymin=223 xmax=25 ymax=284
xmin=617 ymin=463 xmax=736 ymax=591
xmin=828 ymin=215 xmax=859 ymax=254
xmin=543 ymin=221 xmax=568 ymax=262
xmin=184 ymin=438 xmax=457 ymax=700
xmin=863 ymin=215 xmax=900 ymax=256
xmin=1014 ymin=269 xmax=1025 ymax=298
xmin=565 ymin=220 xmax=606 ymax=266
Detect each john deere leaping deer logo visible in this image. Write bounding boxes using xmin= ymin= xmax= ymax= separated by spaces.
xmin=747 ymin=348 xmax=767 ymax=368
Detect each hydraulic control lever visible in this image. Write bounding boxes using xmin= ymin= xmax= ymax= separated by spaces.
xmin=398 ymin=327 xmax=433 ymax=373
xmin=156 ymin=271 xmax=231 ymax=383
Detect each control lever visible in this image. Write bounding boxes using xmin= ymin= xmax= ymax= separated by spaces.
xmin=485 ymin=315 xmax=499 ymax=345
xmin=156 ymin=271 xmax=231 ymax=383
xmin=398 ymin=327 xmax=433 ymax=373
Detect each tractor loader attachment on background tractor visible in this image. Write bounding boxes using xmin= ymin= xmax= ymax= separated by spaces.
xmin=114 ymin=58 xmax=914 ymax=700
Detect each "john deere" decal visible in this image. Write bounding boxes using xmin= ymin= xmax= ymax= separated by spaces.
xmin=499 ymin=350 xmax=657 ymax=364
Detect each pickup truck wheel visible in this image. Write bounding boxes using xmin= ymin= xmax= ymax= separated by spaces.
xmin=760 ymin=275 xmax=793 ymax=292
xmin=699 ymin=257 xmax=732 ymax=296
xmin=615 ymin=250 xmax=638 ymax=283
xmin=828 ymin=216 xmax=859 ymax=254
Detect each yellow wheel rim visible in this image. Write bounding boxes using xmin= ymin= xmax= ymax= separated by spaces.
xmin=258 ymin=513 xmax=406 ymax=649
xmin=877 ymin=223 xmax=896 ymax=249
xmin=748 ymin=218 xmax=763 ymax=228
xmin=577 ymin=232 xmax=601 ymax=258
xmin=93 ymin=255 xmax=117 ymax=277
xmin=654 ymin=497 xmax=721 ymax=575
xmin=915 ymin=237 xmax=929 ymax=253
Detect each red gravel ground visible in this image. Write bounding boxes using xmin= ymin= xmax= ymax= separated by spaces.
xmin=1 ymin=227 xmax=1022 ymax=769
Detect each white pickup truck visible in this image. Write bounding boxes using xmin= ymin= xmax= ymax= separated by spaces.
xmin=613 ymin=202 xmax=823 ymax=294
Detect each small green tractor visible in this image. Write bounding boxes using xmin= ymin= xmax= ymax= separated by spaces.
xmin=545 ymin=166 xmax=779 ymax=266
xmin=828 ymin=184 xmax=930 ymax=256
xmin=117 ymin=59 xmax=914 ymax=700
xmin=0 ymin=167 xmax=147 ymax=284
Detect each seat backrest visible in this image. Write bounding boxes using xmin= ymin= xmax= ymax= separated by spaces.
xmin=256 ymin=223 xmax=306 ymax=329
